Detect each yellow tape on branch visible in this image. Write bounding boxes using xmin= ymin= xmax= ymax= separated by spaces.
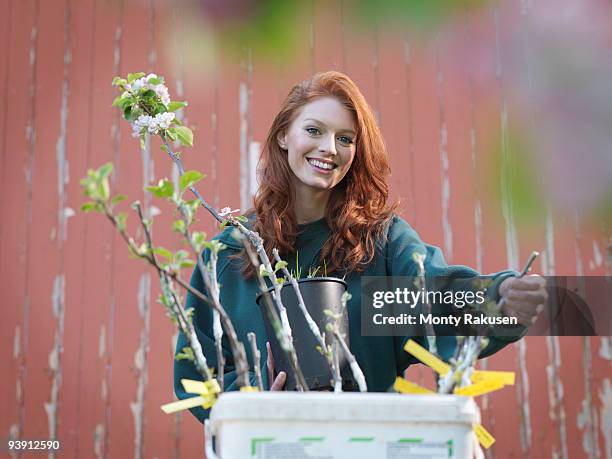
xmin=160 ymin=378 xmax=221 ymax=414
xmin=403 ymin=340 xmax=450 ymax=375
xmin=474 ymin=424 xmax=496 ymax=448
xmin=393 ymin=377 xmax=435 ymax=394
xmin=471 ymin=370 xmax=515 ymax=386
xmin=454 ymin=380 xmax=505 ymax=397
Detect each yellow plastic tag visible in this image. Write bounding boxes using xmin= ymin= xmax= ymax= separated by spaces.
xmin=454 ymin=380 xmax=505 ymax=397
xmin=394 ymin=377 xmax=435 ymax=394
xmin=160 ymin=378 xmax=221 ymax=414
xmin=161 ymin=396 xmax=206 ymax=414
xmin=474 ymin=424 xmax=496 ymax=448
xmin=404 ymin=340 xmax=450 ymax=375
xmin=471 ymin=370 xmax=515 ymax=386
xmin=181 ymin=378 xmax=221 ymax=395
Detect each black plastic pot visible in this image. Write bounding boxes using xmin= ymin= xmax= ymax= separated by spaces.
xmin=256 ymin=277 xmax=356 ymax=391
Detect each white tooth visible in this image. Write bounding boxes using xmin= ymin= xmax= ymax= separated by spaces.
xmin=308 ymin=158 xmax=333 ymax=170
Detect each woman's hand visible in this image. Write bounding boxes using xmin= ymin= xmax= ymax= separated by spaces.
xmin=266 ymin=342 xmax=286 ymax=391
xmin=498 ymin=275 xmax=548 ymax=326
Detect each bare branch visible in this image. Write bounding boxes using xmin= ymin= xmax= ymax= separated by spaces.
xmin=247 ymin=332 xmax=264 ymax=391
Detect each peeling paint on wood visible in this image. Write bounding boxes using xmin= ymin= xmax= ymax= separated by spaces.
xmin=248 ymin=141 xmax=260 ymax=198
xmin=599 ymin=378 xmax=612 ymax=459
xmin=56 ymin=0 xmax=71 ymax=245
xmin=600 ymin=338 xmax=611 ymax=361
xmin=13 ymin=326 xmax=20 ymax=359
xmin=211 ymin=39 xmax=220 ymax=211
xmin=493 ymin=7 xmax=519 ymax=272
xmin=8 ymin=424 xmax=18 ymax=459
xmin=131 ymin=273 xmax=151 ymax=459
xmin=239 ymin=48 xmax=253 ymax=211
xmin=99 ymin=325 xmax=106 ymax=359
xmin=546 ymin=336 xmax=569 ymax=459
xmin=239 ymin=81 xmax=248 ymax=210
xmin=590 ymin=240 xmax=603 ymax=270
xmin=436 ymin=45 xmax=453 ymax=263
xmin=578 ymin=337 xmax=600 ymax=459
xmin=541 ymin=208 xmax=556 ymax=276
xmin=94 ymin=423 xmax=104 ymax=459
xmin=45 ymin=274 xmax=65 ymax=455
xmin=18 ymin=0 xmax=40 ymax=441
xmin=402 ymin=38 xmax=417 ymax=224
xmin=516 ymin=339 xmax=532 ymax=455
xmin=465 ymin=13 xmax=484 ymax=273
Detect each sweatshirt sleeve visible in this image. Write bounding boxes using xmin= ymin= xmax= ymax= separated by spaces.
xmin=384 ymin=217 xmax=525 ymax=373
xmin=172 ymin=249 xmax=256 ymax=423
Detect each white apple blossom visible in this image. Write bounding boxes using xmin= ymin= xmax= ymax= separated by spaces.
xmin=132 ymin=112 xmax=176 ymax=138
xmin=154 ymin=84 xmax=171 ymax=107
xmin=127 ymin=73 xmax=171 ymax=108
xmin=219 ymin=207 xmax=241 ymax=217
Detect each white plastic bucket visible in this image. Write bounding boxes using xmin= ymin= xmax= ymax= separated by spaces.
xmin=206 ymin=392 xmax=480 ymax=459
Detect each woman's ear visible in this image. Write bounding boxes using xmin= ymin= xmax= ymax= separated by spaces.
xmin=276 ymin=131 xmax=287 ymax=150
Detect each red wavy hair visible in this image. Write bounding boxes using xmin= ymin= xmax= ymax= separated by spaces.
xmin=239 ymin=71 xmax=397 ymax=277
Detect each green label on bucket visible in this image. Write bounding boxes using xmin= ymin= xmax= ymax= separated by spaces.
xmin=251 ymin=438 xmax=274 ymax=456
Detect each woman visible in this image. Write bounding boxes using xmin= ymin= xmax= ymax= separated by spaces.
xmin=174 ymin=71 xmax=546 ymax=423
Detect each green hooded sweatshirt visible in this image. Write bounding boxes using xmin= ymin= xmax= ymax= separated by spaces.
xmin=174 ymin=215 xmax=522 ymax=423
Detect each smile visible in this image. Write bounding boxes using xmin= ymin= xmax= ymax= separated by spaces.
xmin=307 ymin=158 xmax=337 ymax=172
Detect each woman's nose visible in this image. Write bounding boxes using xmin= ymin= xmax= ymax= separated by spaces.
xmin=318 ymin=134 xmax=337 ymax=155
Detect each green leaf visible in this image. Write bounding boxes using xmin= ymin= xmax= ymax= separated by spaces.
xmin=116 ymin=212 xmax=128 ymax=231
xmin=127 ymin=72 xmax=145 ymax=83
xmin=148 ymin=77 xmax=161 ymax=85
xmin=112 ymin=95 xmax=124 ymax=107
xmin=179 ymin=170 xmax=204 ymax=193
xmin=97 ymin=178 xmax=110 ymax=202
xmin=80 ymin=202 xmax=98 ymax=213
xmin=172 ymin=219 xmax=186 ymax=234
xmin=165 ymin=127 xmax=177 ymax=141
xmin=274 ymin=261 xmax=288 ymax=272
xmin=174 ymin=126 xmax=193 ymax=147
xmin=235 ymin=215 xmax=248 ymax=223
xmin=191 ymin=231 xmax=207 ymax=250
xmin=145 ymin=178 xmax=174 ymax=198
xmin=111 ymin=194 xmax=128 ymax=205
xmin=175 ymin=346 xmax=194 ymax=361
xmin=112 ymin=76 xmax=127 ymax=87
xmin=168 ymin=101 xmax=188 ymax=112
xmin=98 ymin=162 xmax=114 ymax=179
xmin=178 ymin=259 xmax=195 ymax=269
xmin=152 ymin=246 xmax=173 ymax=261
xmin=123 ymin=105 xmax=132 ymax=121
xmin=141 ymin=89 xmax=155 ymax=98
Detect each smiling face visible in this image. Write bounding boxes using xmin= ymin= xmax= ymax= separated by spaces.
xmin=278 ymin=97 xmax=357 ymax=199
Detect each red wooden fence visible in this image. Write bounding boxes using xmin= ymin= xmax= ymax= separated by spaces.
xmin=1 ymin=1 xmax=610 ymax=458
